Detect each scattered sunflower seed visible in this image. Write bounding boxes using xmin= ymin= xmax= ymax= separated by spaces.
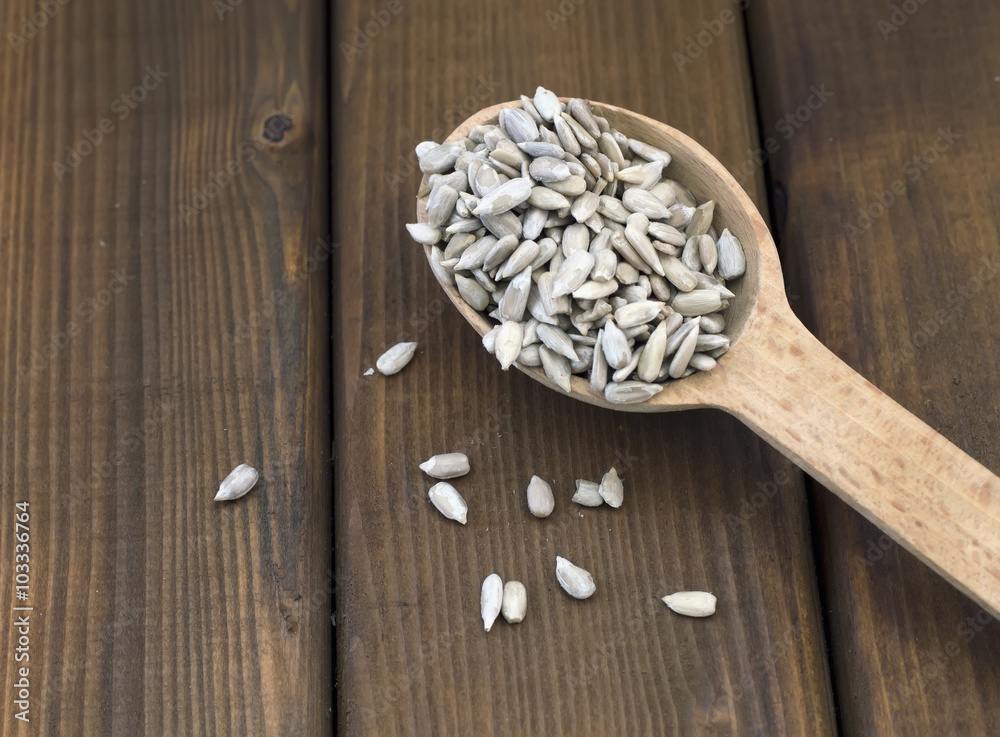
xmin=527 ymin=475 xmax=555 ymax=517
xmin=556 ymin=556 xmax=596 ymax=599
xmin=376 ymin=342 xmax=418 ymax=375
xmin=661 ymin=591 xmax=717 ymax=617
xmin=501 ymin=581 xmax=527 ymax=623
xmin=419 ymin=453 xmax=470 ymax=479
xmin=598 ymin=466 xmax=623 ymax=507
xmin=428 ymin=482 xmax=468 ymax=524
xmin=215 ymin=463 xmax=259 ymax=502
xmin=571 ymin=479 xmax=603 ymax=507
xmin=482 ymin=574 xmax=504 ymax=631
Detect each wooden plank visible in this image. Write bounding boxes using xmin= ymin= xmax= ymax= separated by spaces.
xmin=0 ymin=1 xmax=331 ymax=734
xmin=746 ymin=0 xmax=1000 ymax=732
xmin=333 ymin=1 xmax=835 ymax=734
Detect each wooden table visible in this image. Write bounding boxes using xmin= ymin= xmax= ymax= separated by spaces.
xmin=2 ymin=0 xmax=998 ymax=734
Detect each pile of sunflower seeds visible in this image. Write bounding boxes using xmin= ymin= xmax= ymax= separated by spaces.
xmin=406 ymin=86 xmax=746 ymax=405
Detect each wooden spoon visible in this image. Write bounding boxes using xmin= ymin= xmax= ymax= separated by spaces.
xmin=416 ymin=100 xmax=1000 ymax=617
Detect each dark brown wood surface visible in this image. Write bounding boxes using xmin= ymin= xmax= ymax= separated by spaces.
xmin=747 ymin=0 xmax=1000 ymax=733
xmin=333 ymin=1 xmax=835 ymax=735
xmin=0 ymin=1 xmax=331 ymax=735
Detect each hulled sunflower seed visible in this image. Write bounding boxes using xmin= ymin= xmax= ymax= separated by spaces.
xmin=661 ymin=591 xmax=716 ymax=617
xmin=628 ymin=138 xmax=672 ymax=167
xmin=590 ymin=328 xmax=608 ymax=393
xmin=668 ymin=321 xmax=700 ymax=378
xmin=376 ymin=342 xmax=418 ymax=375
xmin=498 ymin=267 xmax=532 ymax=321
xmin=428 ymin=482 xmax=468 ymax=524
xmin=685 ymin=200 xmax=715 ymax=236
xmin=598 ymin=466 xmax=623 ymax=507
xmin=689 ymin=353 xmax=717 ymax=371
xmin=614 ymin=300 xmax=664 ymax=329
xmin=671 ymin=290 xmax=722 ymax=317
xmin=502 ymin=581 xmax=527 ymax=623
xmin=568 ymin=98 xmax=601 ymax=139
xmin=482 ymin=574 xmax=504 ymax=631
xmin=572 ymin=479 xmax=603 ymax=506
xmin=556 ymin=556 xmax=596 ymax=599
xmin=552 ymin=250 xmax=596 ymax=297
xmin=473 ymin=178 xmax=532 ymax=216
xmin=527 ymin=475 xmax=555 ymax=517
xmin=622 ymin=188 xmax=672 ymax=220
xmin=533 ymin=86 xmax=561 ymax=122
xmin=537 ymin=323 xmax=579 ymax=361
xmin=406 ymin=222 xmax=442 ymax=246
xmin=604 ymin=380 xmax=663 ymax=404
xmin=215 ymin=463 xmax=259 ymax=501
xmin=499 ymin=240 xmax=541 ymax=279
xmin=553 ymin=115 xmax=581 ymax=156
xmin=495 ymin=320 xmax=524 ymax=370
xmin=419 ymin=453 xmax=471 ymax=479
xmin=529 ymin=156 xmax=572 ymax=183
xmin=539 ymin=345 xmax=572 ymax=393
xmin=456 ymin=274 xmax=491 ymax=311
xmin=716 ymin=228 xmax=746 ymax=279
xmin=637 ymin=319 xmax=668 ymax=382
xmin=601 ymin=320 xmax=632 ymax=370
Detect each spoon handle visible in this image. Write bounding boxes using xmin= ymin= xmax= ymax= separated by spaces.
xmin=723 ymin=307 xmax=1000 ymax=616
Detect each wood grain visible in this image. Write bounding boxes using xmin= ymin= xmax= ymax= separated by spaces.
xmin=333 ymin=0 xmax=834 ymax=734
xmin=746 ymin=0 xmax=1000 ymax=733
xmin=0 ymin=1 xmax=331 ymax=734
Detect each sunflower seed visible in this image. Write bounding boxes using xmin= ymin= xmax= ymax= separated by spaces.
xmin=529 ymin=156 xmax=572 ymax=183
xmin=661 ymin=591 xmax=716 ymax=617
xmin=694 ymin=272 xmax=735 ymax=298
xmin=528 ymin=186 xmax=572 ymax=210
xmin=612 ymin=345 xmax=643 ymax=382
xmin=571 ymin=191 xmax=600 ymax=223
xmin=604 ymin=380 xmax=663 ymax=404
xmin=406 ymin=222 xmax=442 ymax=245
xmin=568 ymin=98 xmax=601 ymax=139
xmin=546 ymin=175 xmax=588 ymax=197
xmin=517 ymin=343 xmax=541 ymax=366
xmin=648 ymin=222 xmax=686 ymax=246
xmin=685 ymin=200 xmax=715 ymax=236
xmin=376 ymin=342 xmax=418 ymax=375
xmin=569 ymin=346 xmax=594 ymax=373
xmin=498 ymin=267 xmax=532 ymax=321
xmin=501 ymin=581 xmax=527 ymax=623
xmin=519 ymin=141 xmax=566 ymax=159
xmin=473 ymin=178 xmax=532 ymax=216
xmin=699 ymin=313 xmax=726 ymax=334
xmin=539 ymin=345 xmax=572 ymax=392
xmin=597 ymin=195 xmax=630 ymax=223
xmin=668 ymin=321 xmax=700 ymax=378
xmin=625 ymin=216 xmax=666 ymax=277
xmin=572 ymin=279 xmax=619 ymax=300
xmin=419 ymin=453 xmax=471 ymax=479
xmin=495 ymin=320 xmax=523 ymax=370
xmin=637 ymin=319 xmax=668 ymax=382
xmin=571 ymin=479 xmax=603 ymax=506
xmin=481 ymin=574 xmax=503 ymax=631
xmin=499 ymin=240 xmax=541 ymax=279
xmin=419 ymin=142 xmax=464 ymax=174
xmin=533 ymin=86 xmax=561 ymax=122
xmin=601 ymin=320 xmax=632 ymax=369
xmin=552 ymin=250 xmax=596 ymax=297
xmin=215 ymin=463 xmax=259 ymax=501
xmin=716 ymin=228 xmax=746 ymax=279
xmin=591 ymin=249 xmax=618 ymax=282
xmin=429 ymin=246 xmax=455 ymax=287
xmin=689 ymin=353 xmax=717 ymax=371
xmin=553 ymin=115 xmax=581 ymax=156
xmin=560 ymin=111 xmax=597 ymax=151
xmin=628 ymin=138 xmax=672 ymax=167
xmin=526 ymin=475 xmax=555 ymax=518
xmin=561 ymin=223 xmax=590 ymax=256
xmin=483 ymin=234 xmax=518 ymax=271
xmin=671 ymin=290 xmax=722 ymax=317
xmin=428 ymin=482 xmax=468 ymax=524
xmin=537 ymin=323 xmax=579 ymax=361
xmin=615 ymin=300 xmax=664 ymax=329
xmin=590 ymin=328 xmax=609 ymax=393
xmin=622 ymin=188 xmax=672 ymax=220
xmin=598 ymin=467 xmax=623 ymax=507
xmin=556 ymin=556 xmax=596 ymax=599
xmin=598 ymin=132 xmax=626 ymax=168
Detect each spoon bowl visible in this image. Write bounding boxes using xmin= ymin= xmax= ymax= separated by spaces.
xmin=415 ymin=99 xmax=1000 ymax=617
